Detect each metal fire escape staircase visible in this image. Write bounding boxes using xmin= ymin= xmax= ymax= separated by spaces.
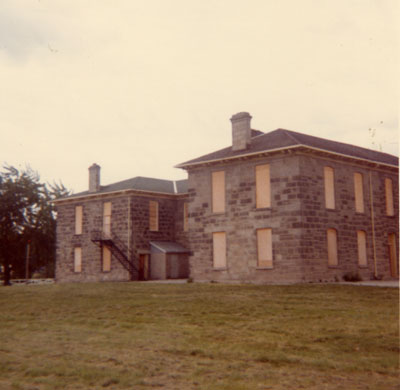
xmin=91 ymin=231 xmax=137 ymax=280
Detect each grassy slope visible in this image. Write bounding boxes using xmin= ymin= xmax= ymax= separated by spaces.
xmin=0 ymin=283 xmax=398 ymax=390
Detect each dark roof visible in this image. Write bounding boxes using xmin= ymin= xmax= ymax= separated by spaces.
xmin=176 ymin=128 xmax=399 ymax=168
xmin=150 ymin=241 xmax=190 ymax=253
xmin=60 ymin=176 xmax=188 ymax=200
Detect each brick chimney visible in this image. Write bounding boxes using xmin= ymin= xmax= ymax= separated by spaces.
xmin=231 ymin=112 xmax=252 ymax=151
xmin=88 ymin=163 xmax=100 ymax=192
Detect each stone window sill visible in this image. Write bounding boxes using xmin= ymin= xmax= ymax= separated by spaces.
xmin=213 ymin=267 xmax=227 ymax=271
xmin=256 ymin=267 xmax=274 ymax=270
xmin=255 ymin=207 xmax=272 ymax=211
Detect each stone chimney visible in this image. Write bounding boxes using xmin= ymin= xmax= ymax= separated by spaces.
xmin=231 ymin=112 xmax=252 ymax=151
xmin=88 ymin=163 xmax=100 ymax=192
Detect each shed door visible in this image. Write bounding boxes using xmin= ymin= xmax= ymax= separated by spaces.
xmin=388 ymin=234 xmax=398 ymax=277
xmin=139 ymin=254 xmax=149 ymax=281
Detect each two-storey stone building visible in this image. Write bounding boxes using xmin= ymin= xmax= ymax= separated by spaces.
xmin=54 ymin=112 xmax=398 ymax=283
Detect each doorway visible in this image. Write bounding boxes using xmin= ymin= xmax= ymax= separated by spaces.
xmin=138 ymin=254 xmax=149 ymax=281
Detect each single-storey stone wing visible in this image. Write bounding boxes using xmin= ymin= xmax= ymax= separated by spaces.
xmin=54 ymin=112 xmax=399 ymax=283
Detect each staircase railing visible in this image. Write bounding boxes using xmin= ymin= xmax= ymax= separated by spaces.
xmin=91 ymin=230 xmax=137 ymax=280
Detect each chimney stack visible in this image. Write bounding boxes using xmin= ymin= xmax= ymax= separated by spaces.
xmin=88 ymin=163 xmax=100 ymax=192
xmin=231 ymin=112 xmax=252 ymax=151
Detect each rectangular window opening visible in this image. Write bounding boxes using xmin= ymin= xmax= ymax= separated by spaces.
xmin=354 ymin=173 xmax=364 ymax=213
xmin=327 ymin=228 xmax=338 ymax=266
xmin=149 ymin=200 xmax=159 ymax=231
xmin=212 ymin=171 xmax=225 ymax=213
xmin=213 ymin=232 xmax=226 ymax=268
xmin=257 ymin=228 xmax=273 ymax=268
xmin=385 ymin=178 xmax=394 ymax=216
xmin=74 ymin=247 xmax=82 ymax=273
xmin=75 ymin=206 xmax=83 ymax=235
xmin=256 ymin=164 xmax=271 ymax=208
xmin=357 ymin=230 xmax=367 ymax=267
xmin=103 ymin=202 xmax=112 ymax=237
xmin=324 ymin=167 xmax=335 ymax=209
xmin=102 ymin=246 xmax=111 ymax=272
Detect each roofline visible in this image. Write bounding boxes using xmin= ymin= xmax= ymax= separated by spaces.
xmin=175 ymin=144 xmax=398 ymax=170
xmin=52 ymin=187 xmax=188 ymax=204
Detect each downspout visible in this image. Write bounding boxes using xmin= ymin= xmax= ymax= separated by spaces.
xmin=369 ymin=171 xmax=378 ymax=278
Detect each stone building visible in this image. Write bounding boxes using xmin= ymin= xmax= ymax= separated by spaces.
xmin=54 ymin=112 xmax=399 ymax=283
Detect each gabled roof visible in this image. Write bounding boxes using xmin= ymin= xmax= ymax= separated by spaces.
xmin=176 ymin=128 xmax=398 ymax=169
xmin=56 ymin=176 xmax=188 ymax=202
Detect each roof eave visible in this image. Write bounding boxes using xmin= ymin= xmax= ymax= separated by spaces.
xmin=52 ymin=188 xmax=189 ymax=204
xmin=175 ymin=144 xmax=398 ymax=170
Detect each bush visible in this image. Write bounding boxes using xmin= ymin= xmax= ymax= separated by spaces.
xmin=342 ymin=272 xmax=362 ymax=282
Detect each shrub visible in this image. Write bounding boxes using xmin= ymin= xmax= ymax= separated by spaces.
xmin=342 ymin=272 xmax=362 ymax=282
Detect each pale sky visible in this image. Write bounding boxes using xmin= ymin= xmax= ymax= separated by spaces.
xmin=0 ymin=0 xmax=398 ymax=193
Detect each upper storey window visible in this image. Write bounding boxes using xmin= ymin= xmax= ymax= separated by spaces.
xmin=75 ymin=206 xmax=83 ymax=235
xmin=149 ymin=200 xmax=159 ymax=231
xmin=385 ymin=178 xmax=394 ymax=216
xmin=354 ymin=173 xmax=364 ymax=213
xmin=324 ymin=166 xmax=335 ymax=209
xmin=327 ymin=228 xmax=338 ymax=266
xmin=103 ymin=202 xmax=112 ymax=237
xmin=212 ymin=171 xmax=225 ymax=213
xmin=255 ymin=164 xmax=271 ymax=209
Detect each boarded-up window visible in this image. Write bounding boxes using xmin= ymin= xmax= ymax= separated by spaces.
xmin=354 ymin=173 xmax=364 ymax=213
xmin=327 ymin=229 xmax=338 ymax=266
xmin=183 ymin=202 xmax=189 ymax=232
xmin=385 ymin=178 xmax=394 ymax=216
xmin=103 ymin=202 xmax=112 ymax=237
xmin=324 ymin=167 xmax=335 ymax=209
xmin=388 ymin=233 xmax=398 ymax=277
xmin=75 ymin=206 xmax=83 ymax=235
xmin=256 ymin=164 xmax=271 ymax=208
xmin=103 ymin=246 xmax=111 ymax=272
xmin=213 ymin=232 xmax=226 ymax=268
xmin=257 ymin=228 xmax=273 ymax=268
xmin=74 ymin=247 xmax=82 ymax=273
xmin=149 ymin=200 xmax=159 ymax=231
xmin=212 ymin=171 xmax=225 ymax=213
xmin=357 ymin=230 xmax=367 ymax=267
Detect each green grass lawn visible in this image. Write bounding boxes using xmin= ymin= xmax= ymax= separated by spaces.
xmin=0 ymin=282 xmax=398 ymax=390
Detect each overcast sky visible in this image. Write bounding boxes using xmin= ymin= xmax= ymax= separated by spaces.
xmin=0 ymin=0 xmax=398 ymax=193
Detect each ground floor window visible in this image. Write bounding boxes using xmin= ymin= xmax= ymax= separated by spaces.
xmin=257 ymin=228 xmax=273 ymax=268
xmin=74 ymin=247 xmax=82 ymax=273
xmin=388 ymin=233 xmax=398 ymax=277
xmin=357 ymin=231 xmax=367 ymax=267
xmin=327 ymin=229 xmax=338 ymax=266
xmin=213 ymin=232 xmax=226 ymax=269
xmin=102 ymin=246 xmax=111 ymax=272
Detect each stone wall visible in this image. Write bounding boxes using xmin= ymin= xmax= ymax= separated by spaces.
xmin=299 ymin=154 xmax=398 ymax=281
xmin=55 ymin=193 xmax=188 ymax=283
xmin=55 ymin=195 xmax=131 ymax=283
xmin=187 ymin=153 xmax=306 ymax=283
xmin=186 ymin=152 xmax=399 ymax=283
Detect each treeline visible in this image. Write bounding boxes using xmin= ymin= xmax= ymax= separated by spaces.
xmin=0 ymin=165 xmax=70 ymax=285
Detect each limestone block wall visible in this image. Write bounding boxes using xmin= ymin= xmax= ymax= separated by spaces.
xmin=187 ymin=154 xmax=306 ymax=283
xmin=55 ymin=195 xmax=131 ymax=283
xmin=56 ymin=192 xmax=188 ymax=283
xmin=298 ymin=154 xmax=398 ymax=281
xmin=186 ymin=152 xmax=398 ymax=283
